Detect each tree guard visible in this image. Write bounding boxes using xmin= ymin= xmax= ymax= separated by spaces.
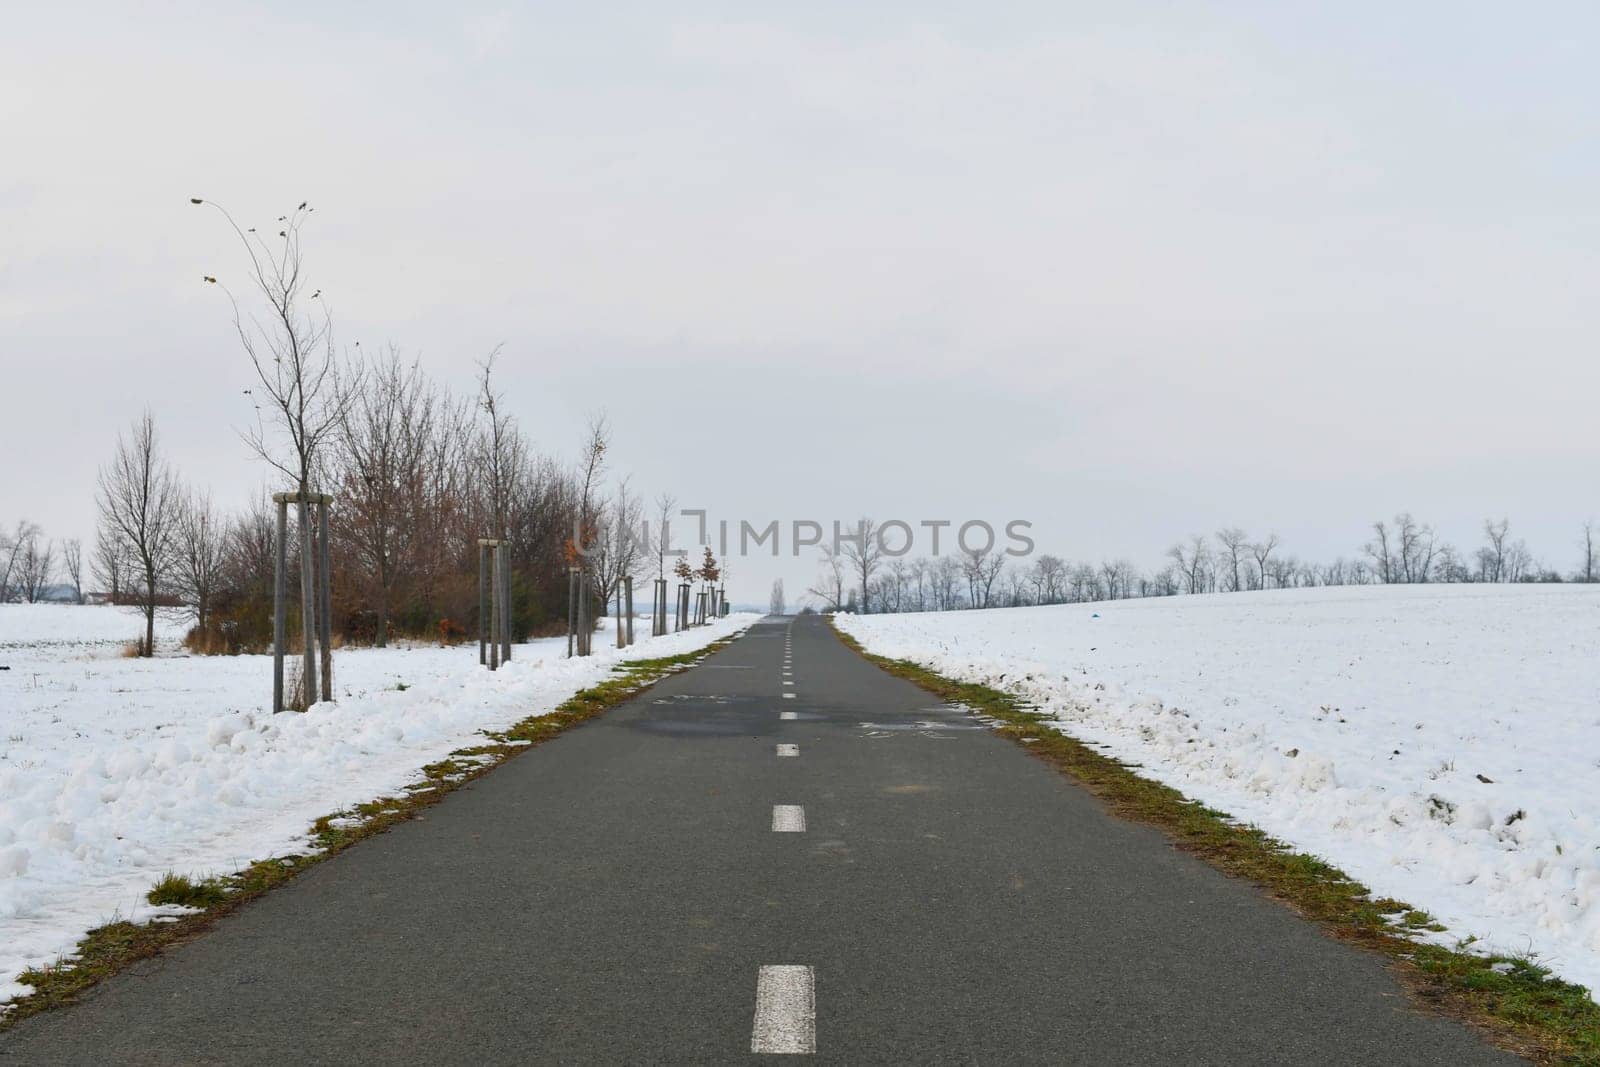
xmin=271 ymin=491 xmax=334 ymax=713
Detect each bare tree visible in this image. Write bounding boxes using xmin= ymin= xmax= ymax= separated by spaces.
xmin=838 ymin=518 xmax=883 ymax=614
xmin=1030 ymin=554 xmax=1067 ymax=603
xmin=962 ymin=547 xmax=1006 ymax=608
xmin=195 ymin=200 xmax=353 ymax=493
xmin=197 ymin=198 xmax=358 ymax=696
xmin=62 ymin=538 xmax=83 ymax=604
xmin=93 ymin=516 xmax=128 ymax=603
xmin=1503 ymin=538 xmax=1533 ymax=583
xmin=572 ymin=412 xmax=609 ymax=562
xmin=652 ymin=492 xmax=678 ymax=580
xmin=1099 ymin=558 xmax=1135 ymax=601
xmin=1394 ymin=513 xmax=1435 ymax=583
xmin=1068 ymin=563 xmax=1100 ymax=602
xmin=17 ymin=531 xmax=54 ymax=603
xmin=176 ymin=490 xmax=226 ymax=634
xmin=475 ymin=348 xmax=525 ymax=538
xmin=1582 ymin=521 xmax=1597 ymax=583
xmin=1365 ymin=520 xmax=1395 ymax=583
xmin=1003 ymin=566 xmax=1029 ymax=606
xmin=1148 ymin=565 xmax=1179 ymax=597
xmin=1267 ymin=553 xmax=1298 ymax=590
xmin=1215 ymin=528 xmax=1249 ymax=592
xmin=587 ymin=479 xmax=647 ymax=614
xmin=927 ymin=555 xmax=963 ymax=608
xmin=1480 ymin=518 xmax=1511 ymax=583
xmin=1167 ymin=535 xmax=1210 ymax=594
xmin=1249 ymin=533 xmax=1280 ymax=591
xmin=336 ymin=350 xmax=439 ymax=645
xmin=769 ymin=578 xmax=786 ymax=615
xmin=807 ymin=542 xmax=847 ymax=611
xmin=97 ymin=412 xmax=181 ymax=656
xmin=878 ymin=560 xmax=909 ymax=613
xmin=0 ymin=520 xmax=39 ymax=602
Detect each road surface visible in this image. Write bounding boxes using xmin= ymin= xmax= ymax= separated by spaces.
xmin=0 ymin=615 xmax=1516 ymax=1064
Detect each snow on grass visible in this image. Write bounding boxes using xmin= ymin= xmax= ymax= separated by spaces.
xmin=0 ymin=603 xmax=758 ymax=1003
xmin=837 ymin=584 xmax=1600 ymax=995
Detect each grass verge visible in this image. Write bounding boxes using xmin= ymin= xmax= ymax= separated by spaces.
xmin=1 ymin=633 xmax=744 ymax=1033
xmin=831 ymin=623 xmax=1600 ymax=1066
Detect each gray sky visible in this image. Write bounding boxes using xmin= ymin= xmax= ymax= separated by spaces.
xmin=4 ymin=2 xmax=1598 ymax=603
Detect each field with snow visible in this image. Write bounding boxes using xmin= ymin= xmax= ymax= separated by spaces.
xmin=837 ymin=584 xmax=1600 ymax=995
xmin=0 ymin=603 xmax=756 ymax=1004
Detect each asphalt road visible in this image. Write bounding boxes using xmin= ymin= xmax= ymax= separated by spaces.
xmin=0 ymin=615 xmax=1518 ymax=1064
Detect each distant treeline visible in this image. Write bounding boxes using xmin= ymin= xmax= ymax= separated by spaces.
xmin=805 ymin=515 xmax=1600 ymax=614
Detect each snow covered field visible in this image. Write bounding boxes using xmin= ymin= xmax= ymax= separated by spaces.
xmin=0 ymin=603 xmax=756 ymax=1003
xmin=837 ymin=585 xmax=1600 ymax=995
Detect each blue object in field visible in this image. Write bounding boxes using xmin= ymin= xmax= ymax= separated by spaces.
xmin=1091 ymin=612 xmax=1100 ymax=618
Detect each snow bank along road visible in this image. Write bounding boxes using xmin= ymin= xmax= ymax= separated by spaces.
xmin=836 ymin=584 xmax=1600 ymax=997
xmin=0 ymin=616 xmax=1515 ymax=1063
xmin=0 ymin=604 xmax=758 ymax=1004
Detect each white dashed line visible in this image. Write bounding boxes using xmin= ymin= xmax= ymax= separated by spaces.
xmin=780 ymin=711 xmax=798 ymax=720
xmin=782 ymin=681 xmax=794 ymax=686
xmin=771 ymin=805 xmax=806 ymax=832
xmin=751 ymin=965 xmax=816 ymax=1054
xmin=776 ymin=743 xmax=799 ymax=757
xmin=782 ymin=693 xmax=796 ymax=699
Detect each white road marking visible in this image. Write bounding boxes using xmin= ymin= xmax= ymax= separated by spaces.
xmin=780 ymin=710 xmax=798 ymax=720
xmin=782 ymin=692 xmax=796 ymax=699
xmin=776 ymin=743 xmax=799 ymax=757
xmin=751 ymin=965 xmax=816 ymax=1054
xmin=771 ymin=805 xmax=806 ymax=832
xmin=782 ymin=681 xmax=794 ymax=686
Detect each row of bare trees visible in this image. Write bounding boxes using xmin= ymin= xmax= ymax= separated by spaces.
xmin=0 ymin=521 xmax=81 ymax=604
xmin=808 ymin=514 xmax=1599 ymax=615
xmin=82 ymin=351 xmax=667 ymax=657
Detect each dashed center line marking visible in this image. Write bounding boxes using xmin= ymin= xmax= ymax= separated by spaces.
xmin=780 ymin=710 xmax=798 ymax=720
xmin=782 ymin=693 xmax=796 ymax=699
xmin=751 ymin=965 xmax=816 ymax=1054
xmin=776 ymin=743 xmax=799 ymax=757
xmin=782 ymin=681 xmax=794 ymax=686
xmin=771 ymin=805 xmax=806 ymax=832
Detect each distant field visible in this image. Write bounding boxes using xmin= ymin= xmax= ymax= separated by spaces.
xmin=838 ymin=584 xmax=1600 ymax=996
xmin=0 ymin=602 xmax=757 ymax=1004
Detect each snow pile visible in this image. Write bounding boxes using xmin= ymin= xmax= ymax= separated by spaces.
xmin=837 ymin=585 xmax=1600 ymax=994
xmin=0 ymin=604 xmax=756 ymax=1003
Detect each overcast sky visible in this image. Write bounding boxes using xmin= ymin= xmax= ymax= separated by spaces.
xmin=4 ymin=2 xmax=1598 ymax=603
